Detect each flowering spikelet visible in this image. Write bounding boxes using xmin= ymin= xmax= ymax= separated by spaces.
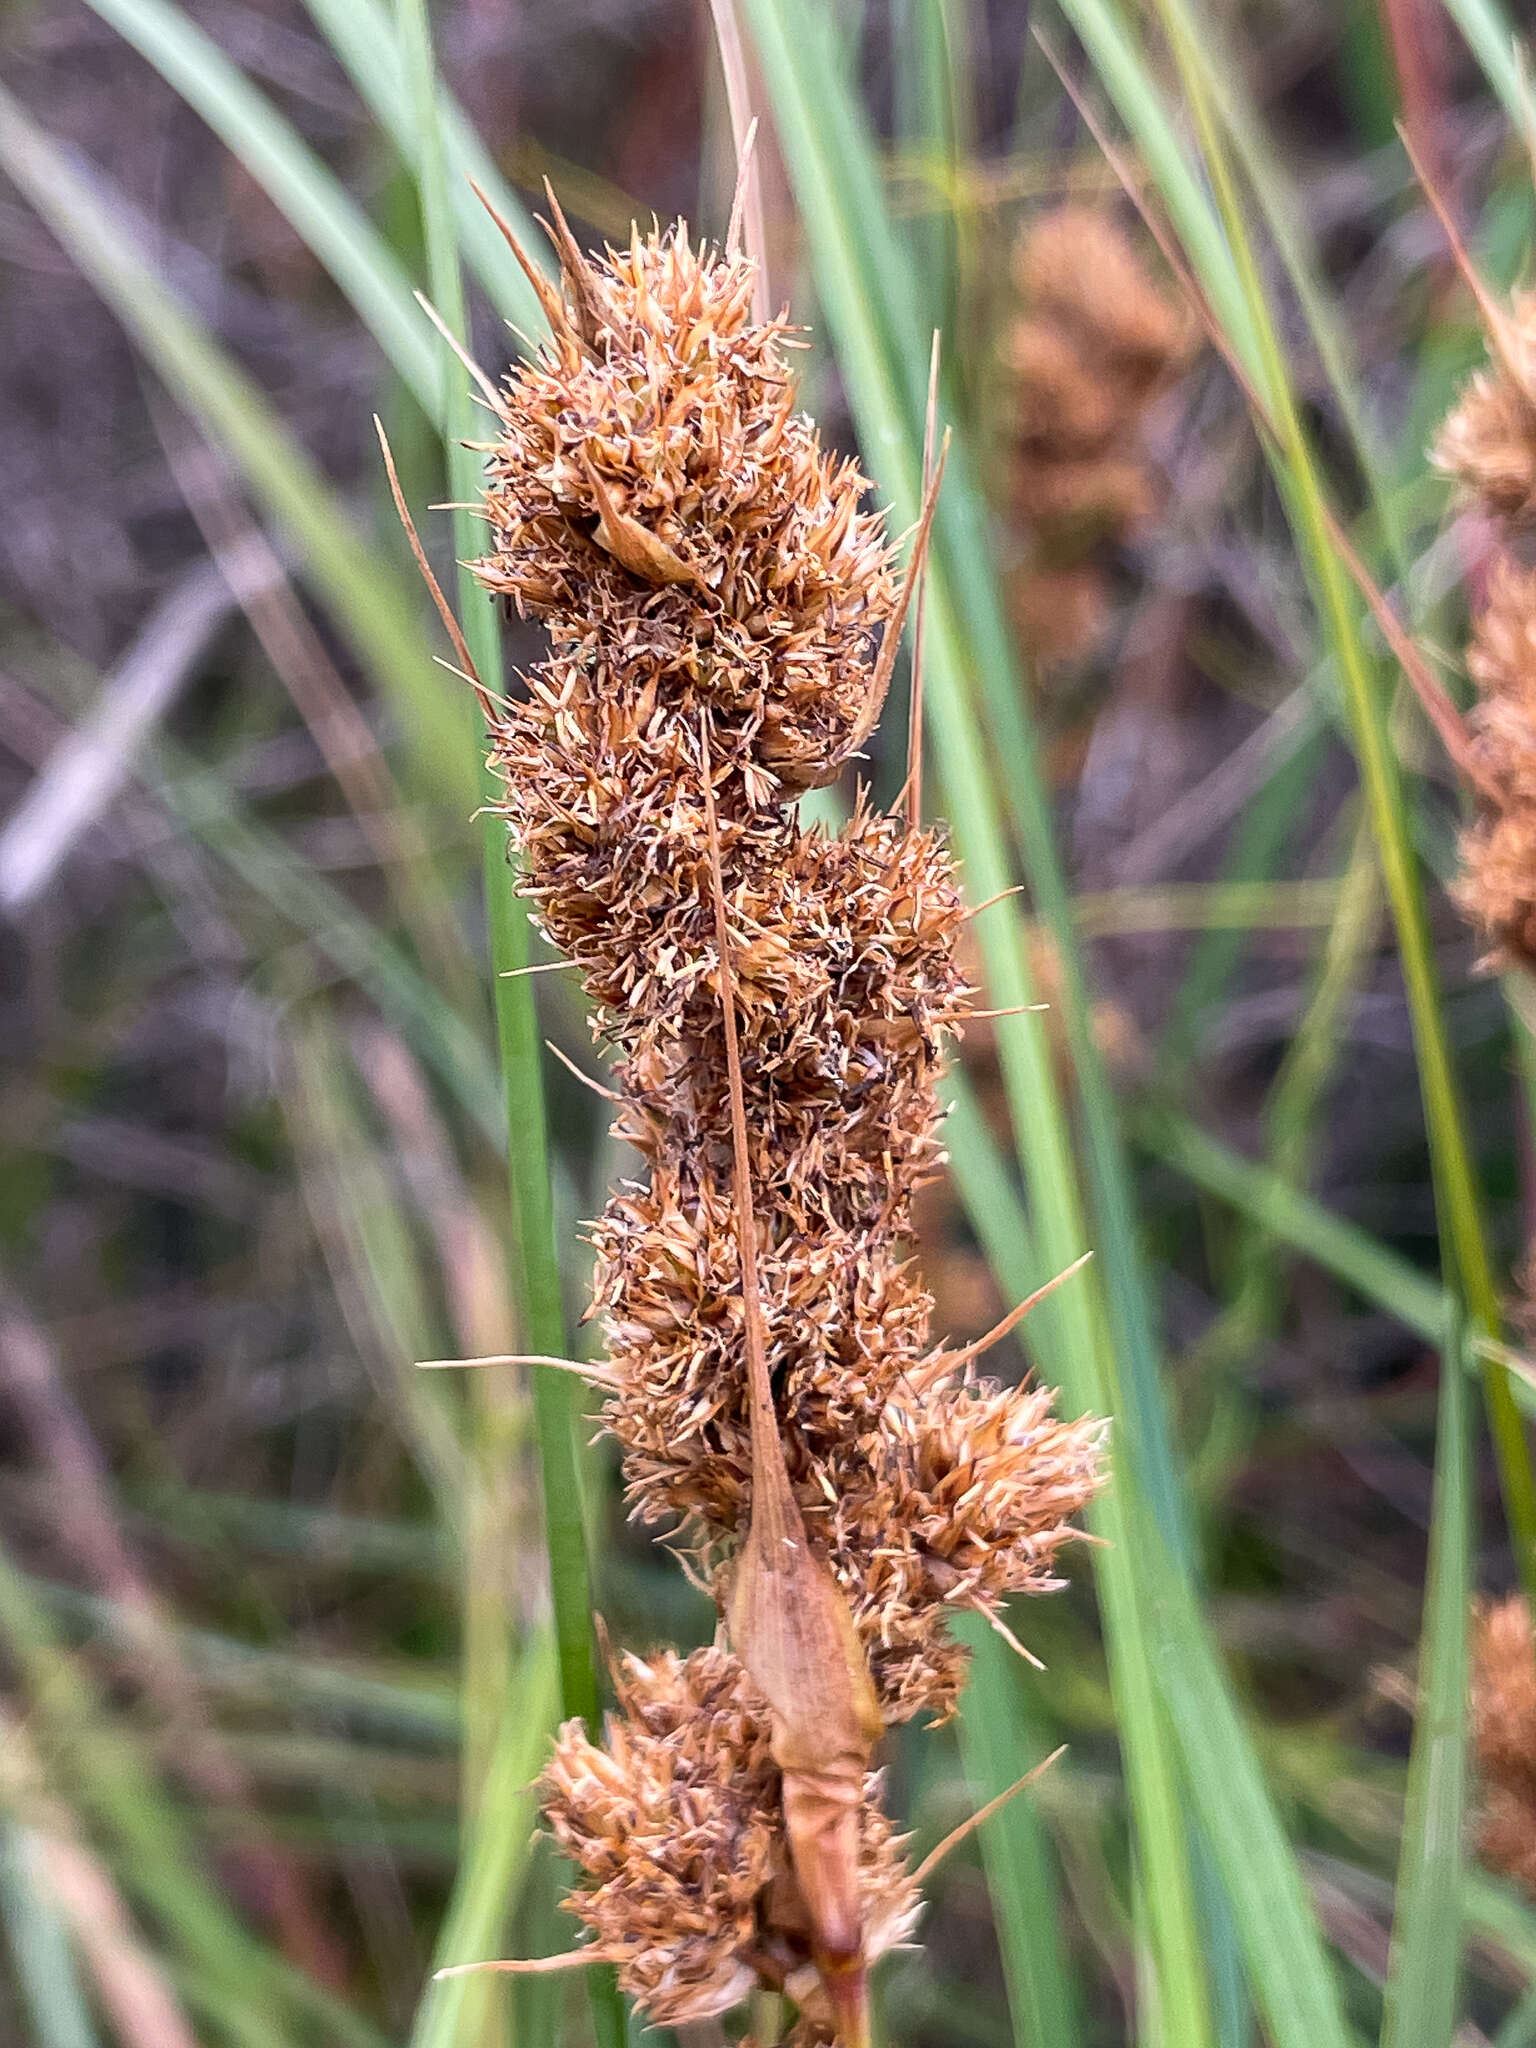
xmin=1473 ymin=1595 xmax=1536 ymax=1893
xmin=469 ymin=208 xmax=1105 ymax=2034
xmin=1000 ymin=206 xmax=1191 ymax=665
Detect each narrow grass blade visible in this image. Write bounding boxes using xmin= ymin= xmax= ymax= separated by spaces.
xmin=893 ymin=0 xmax=965 ymax=350
xmin=409 ymin=1635 xmax=559 ymax=2048
xmin=0 ymin=1825 xmax=102 ymax=2048
xmin=0 ymin=86 xmax=473 ymax=813
xmin=391 ymin=10 xmax=621 ymax=2044
xmin=1440 ymin=0 xmax=1531 ymax=129
xmin=954 ymin=1621 xmax=1085 ymax=2048
xmin=934 ymin=1144 xmax=1086 ymax=2046
xmin=1131 ymin=1498 xmax=1355 ymax=2048
xmin=1379 ymin=1307 xmax=1473 ymax=2048
xmin=299 ymin=0 xmax=550 ymax=338
xmin=78 ymin=0 xmax=442 ymax=416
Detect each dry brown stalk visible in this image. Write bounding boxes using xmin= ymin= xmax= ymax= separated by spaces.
xmin=701 ymin=706 xmax=885 ymax=2043
xmin=420 ymin=197 xmax=1105 ymax=2042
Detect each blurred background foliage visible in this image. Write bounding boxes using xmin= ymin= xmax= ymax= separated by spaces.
xmin=3 ymin=0 xmax=1536 ymax=2042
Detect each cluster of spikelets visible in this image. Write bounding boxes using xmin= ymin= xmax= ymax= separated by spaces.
xmin=541 ymin=1646 xmax=920 ymax=2033
xmin=1473 ymin=1595 xmax=1536 ymax=1893
xmin=468 ymin=210 xmax=1106 ymax=2032
xmin=1434 ymin=291 xmax=1536 ymax=967
xmin=999 ymin=205 xmax=1191 ymax=666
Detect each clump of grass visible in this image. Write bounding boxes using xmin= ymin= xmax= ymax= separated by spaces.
xmin=433 ymin=203 xmax=1105 ymax=2042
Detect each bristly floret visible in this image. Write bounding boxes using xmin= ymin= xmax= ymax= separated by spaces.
xmin=474 ymin=224 xmax=896 ymax=793
xmin=542 ymin=1647 xmax=777 ymax=2024
xmin=1434 ymin=293 xmax=1536 ymax=528
xmin=823 ymin=1372 xmax=1108 ymax=1719
xmin=542 ymin=1647 xmax=920 ymax=2026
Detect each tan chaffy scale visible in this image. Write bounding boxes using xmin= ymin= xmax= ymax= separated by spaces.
xmin=421 ymin=199 xmax=1104 ymax=2041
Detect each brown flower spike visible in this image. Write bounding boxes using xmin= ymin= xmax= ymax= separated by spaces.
xmin=444 ymin=200 xmax=1104 ymax=2040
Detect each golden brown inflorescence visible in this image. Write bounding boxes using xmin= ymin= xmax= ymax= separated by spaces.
xmin=1473 ymin=1595 xmax=1536 ymax=1894
xmin=472 ymin=213 xmax=1104 ymax=2031
xmin=543 ymin=1647 xmax=919 ymax=2032
xmin=1000 ymin=205 xmax=1191 ymax=667
xmin=1436 ymin=296 xmax=1536 ymax=968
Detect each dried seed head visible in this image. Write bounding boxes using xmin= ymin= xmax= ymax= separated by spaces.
xmin=1011 ymin=560 xmax=1112 ymax=670
xmin=542 ymin=1647 xmax=776 ymax=2024
xmin=1450 ymin=558 xmax=1536 ymax=968
xmin=821 ymin=1375 xmax=1108 ymax=1720
xmin=475 ymin=225 xmax=896 ymax=793
xmin=541 ymin=1647 xmax=918 ymax=2026
xmin=1434 ymin=293 xmax=1536 ymax=526
xmin=1002 ymin=205 xmax=1191 ymax=571
xmin=1473 ymin=1595 xmax=1536 ymax=1893
xmin=1455 ymin=806 xmax=1536 ymax=969
xmin=1435 ymin=275 xmax=1536 ymax=968
xmin=1465 ymin=558 xmax=1536 ymax=798
xmin=1474 ymin=1595 xmax=1536 ymax=1797
xmin=1013 ymin=206 xmax=1191 ymax=396
xmin=473 ymin=210 xmax=1104 ymax=2033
